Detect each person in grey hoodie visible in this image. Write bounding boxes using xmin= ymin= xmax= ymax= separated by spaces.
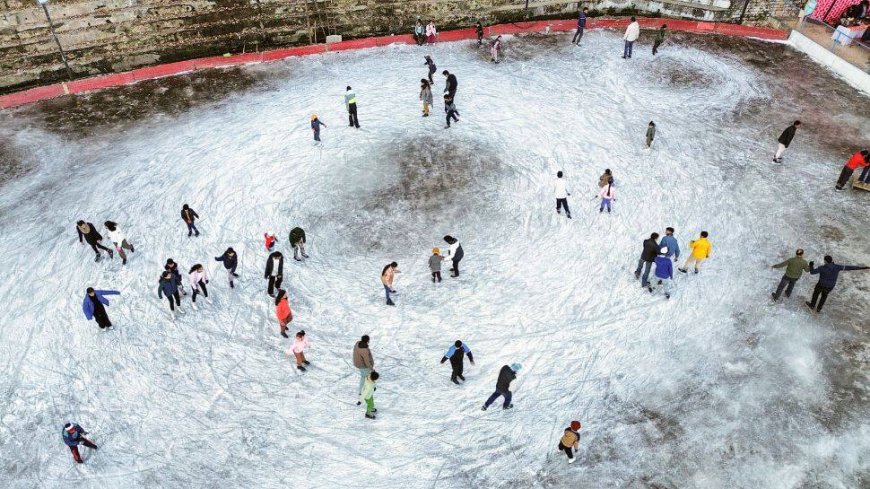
xmin=345 ymin=86 xmax=360 ymax=128
xmin=429 ymin=247 xmax=444 ymax=282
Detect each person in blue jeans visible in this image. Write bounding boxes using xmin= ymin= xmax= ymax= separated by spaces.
xmin=482 ymin=363 xmax=521 ymax=410
xmin=381 ymin=261 xmax=399 ymax=306
xmin=634 ymin=233 xmax=660 ymax=287
xmin=572 ymin=7 xmax=587 ymax=45
xmin=659 ymin=227 xmax=680 ymax=261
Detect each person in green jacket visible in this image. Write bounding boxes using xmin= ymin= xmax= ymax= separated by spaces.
xmin=645 ymin=121 xmax=656 ymax=148
xmin=771 ymin=248 xmax=810 ymax=301
xmin=652 ymin=24 xmax=667 ymax=55
xmin=360 ymin=371 xmax=379 ymax=419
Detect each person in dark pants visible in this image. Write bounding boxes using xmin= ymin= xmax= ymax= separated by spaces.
xmin=62 ymin=423 xmax=98 ymax=463
xmin=773 ymin=120 xmax=800 ymax=163
xmin=181 ymin=204 xmax=200 ymax=237
xmin=444 ymin=94 xmax=460 ymax=128
xmin=82 ymin=288 xmax=120 ymax=329
xmin=554 ymin=170 xmax=571 ymax=218
xmin=771 ymin=249 xmax=809 ymax=301
xmin=76 ymin=221 xmax=113 ymax=261
xmin=311 ymin=114 xmax=326 ymax=142
xmin=572 ymin=7 xmax=587 ymax=45
xmin=645 ymin=121 xmax=656 ymax=148
xmin=424 ymin=55 xmax=437 ymax=83
xmin=805 ymin=255 xmax=869 ymax=312
xmin=652 ymin=24 xmax=667 ymax=55
xmin=214 ymin=247 xmax=239 ymax=288
xmin=264 ymin=251 xmax=284 ymax=297
xmin=482 ymin=363 xmax=521 ymax=410
xmin=158 ymin=271 xmax=182 ymax=313
xmin=634 ymin=233 xmax=660 ymax=287
xmin=289 ymin=227 xmax=309 ymax=261
xmin=558 ymin=421 xmax=582 ymax=463
xmin=188 ymin=264 xmax=209 ymax=304
xmin=165 ymin=258 xmax=186 ymax=296
xmin=443 ymin=70 xmax=458 ymax=99
xmin=429 ymin=248 xmax=444 ymax=282
xmin=476 ymin=21 xmax=484 ymax=46
xmin=835 ymin=150 xmax=870 ymax=191
xmin=442 ymin=235 xmax=464 ymax=277
xmin=345 ymin=86 xmax=360 ymax=128
xmin=440 ymin=340 xmax=475 ymax=384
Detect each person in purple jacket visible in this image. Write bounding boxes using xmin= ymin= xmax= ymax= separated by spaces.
xmin=805 ymin=255 xmax=869 ymax=312
xmin=62 ymin=422 xmax=98 ymax=463
xmin=648 ymin=247 xmax=674 ymax=299
xmin=82 ymin=288 xmax=120 ymax=329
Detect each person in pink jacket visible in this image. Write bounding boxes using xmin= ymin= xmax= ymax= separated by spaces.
xmin=188 ymin=264 xmax=209 ymax=304
xmin=598 ymin=179 xmax=616 ymax=213
xmin=286 ymin=330 xmax=311 ymax=371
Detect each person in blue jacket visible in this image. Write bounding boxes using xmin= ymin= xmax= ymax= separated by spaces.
xmin=82 ymin=287 xmax=120 ymax=329
xmin=648 ymin=247 xmax=674 ymax=299
xmin=659 ymin=227 xmax=680 ymax=261
xmin=805 ymin=255 xmax=869 ymax=312
xmin=158 ymin=271 xmax=182 ymax=313
xmin=214 ymin=247 xmax=239 ymax=289
xmin=572 ymin=7 xmax=588 ymax=45
xmin=62 ymin=422 xmax=98 ymax=463
xmin=440 ymin=340 xmax=475 ymax=384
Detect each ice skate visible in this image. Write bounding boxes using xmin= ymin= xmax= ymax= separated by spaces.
xmin=568 ymin=457 xmax=576 ymax=464
xmin=281 ymin=331 xmax=288 ymax=338
xmin=503 ymin=404 xmax=514 ymax=410
xmin=678 ymin=268 xmax=688 ymax=274
xmin=365 ymin=413 xmax=376 ymax=419
xmin=301 ymin=253 xmax=309 ymax=258
xmin=94 ymin=254 xmax=101 ymax=262
xmin=386 ymin=298 xmax=395 ymax=306
xmin=452 ymin=378 xmax=460 ymax=385
xmin=481 ymin=405 xmax=488 ymax=411
xmin=297 ymin=365 xmax=306 ymax=372
xmin=566 ymin=212 xmax=572 ymax=219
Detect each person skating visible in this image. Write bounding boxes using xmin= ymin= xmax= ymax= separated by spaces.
xmin=76 ymin=220 xmax=113 ymax=262
xmin=310 ymin=114 xmax=326 ymax=143
xmin=420 ymin=79 xmax=433 ymax=117
xmin=623 ymin=17 xmax=640 ymax=59
xmin=659 ymin=227 xmax=680 ymax=262
xmin=353 ymin=335 xmax=375 ymax=396
xmin=773 ymin=120 xmax=800 ymax=163
xmin=679 ymin=231 xmax=712 ymax=274
xmin=490 ymin=36 xmax=502 ymax=63
xmin=440 ymin=340 xmax=475 ymax=384
xmin=771 ymin=249 xmax=810 ymax=301
xmin=265 ymin=251 xmax=285 ymax=297
xmin=482 ymin=363 xmax=521 ymax=410
xmin=429 ymin=247 xmax=444 ymax=282
xmin=275 ymin=289 xmax=293 ymax=338
xmin=360 ymin=371 xmax=380 ymax=419
xmin=289 ymin=226 xmax=309 ymax=261
xmin=82 ymin=287 xmax=120 ymax=329
xmin=835 ymin=149 xmax=870 ymax=191
xmin=188 ymin=264 xmax=209 ymax=304
xmin=599 ymin=180 xmax=616 ymax=213
xmin=345 ymin=86 xmax=360 ymax=129
xmin=443 ymin=70 xmax=458 ymax=99
xmin=652 ymin=24 xmax=667 ymax=55
xmin=648 ymin=247 xmax=674 ymax=299
xmin=264 ymin=232 xmax=277 ymax=251
xmin=557 ymin=421 xmax=582 ymax=464
xmin=645 ymin=121 xmax=656 ymax=148
xmin=286 ymin=330 xmax=311 ymax=371
xmin=104 ymin=221 xmax=134 ymax=265
xmin=157 ymin=271 xmax=182 ymax=316
xmin=214 ymin=247 xmax=239 ymax=289
xmin=442 ymin=235 xmax=464 ymax=277
xmin=554 ymin=170 xmax=572 ymax=219
xmin=805 ymin=255 xmax=869 ymax=312
xmin=444 ymin=94 xmax=460 ymax=128
xmin=476 ymin=21 xmax=484 ymax=46
xmin=634 ymin=233 xmax=660 ymax=287
xmin=180 ymin=204 xmax=200 ymax=237
xmin=414 ymin=19 xmax=425 ymax=46
xmin=165 ymin=258 xmax=186 ymax=296
xmin=598 ymin=169 xmax=614 ymax=188
xmin=381 ymin=261 xmax=399 ymax=306
xmin=572 ymin=8 xmax=588 ymax=45
xmin=62 ymin=423 xmax=98 ymax=464
xmin=424 ymin=55 xmax=437 ymax=83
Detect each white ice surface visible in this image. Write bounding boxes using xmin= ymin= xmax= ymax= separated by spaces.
xmin=0 ymin=30 xmax=868 ymax=488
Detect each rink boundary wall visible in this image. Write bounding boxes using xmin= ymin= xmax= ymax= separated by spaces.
xmin=788 ymin=30 xmax=870 ymax=96
xmin=0 ymin=18 xmax=787 ymax=110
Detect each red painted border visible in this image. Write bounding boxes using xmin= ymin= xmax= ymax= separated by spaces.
xmin=0 ymin=18 xmax=787 ymax=109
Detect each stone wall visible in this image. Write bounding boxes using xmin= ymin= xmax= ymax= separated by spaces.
xmin=0 ymin=0 xmax=800 ymax=94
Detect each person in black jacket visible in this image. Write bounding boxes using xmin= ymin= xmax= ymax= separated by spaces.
xmin=442 ymin=235 xmax=464 ymax=277
xmin=443 ymin=70 xmax=457 ymax=99
xmin=214 ymin=247 xmax=239 ymax=288
xmin=634 ymin=233 xmax=660 ymax=287
xmin=805 ymin=255 xmax=869 ymax=312
xmin=482 ymin=363 xmax=521 ymax=410
xmin=181 ymin=204 xmax=200 ymax=237
xmin=289 ymin=227 xmax=309 ymax=261
xmin=440 ymin=340 xmax=475 ymax=384
xmin=264 ymin=251 xmax=284 ymax=297
xmin=165 ymin=258 xmax=186 ymax=296
xmin=76 ymin=220 xmax=113 ymax=262
xmin=475 ymin=21 xmax=484 ymax=46
xmin=157 ymin=271 xmax=182 ymax=313
xmin=773 ymin=120 xmax=800 ymax=163
xmin=424 ymin=55 xmax=437 ymax=83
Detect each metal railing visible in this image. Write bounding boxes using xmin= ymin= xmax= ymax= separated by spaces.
xmin=796 ymin=16 xmax=870 ymax=72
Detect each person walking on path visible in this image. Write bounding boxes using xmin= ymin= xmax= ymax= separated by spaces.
xmin=310 ymin=114 xmax=326 ymax=143
xmin=645 ymin=121 xmax=656 ymax=148
xmin=265 ymin=251 xmax=285 ymax=297
xmin=599 ymin=180 xmax=616 ymax=213
xmin=424 ymin=55 xmax=437 ymax=83
xmin=264 ymin=232 xmax=277 ymax=251
xmin=165 ymin=259 xmax=186 ymax=296
xmin=649 ymin=247 xmax=674 ymax=299
xmin=554 ymin=171 xmax=572 ymax=219
xmin=345 ymin=86 xmax=360 ymax=129
xmin=490 ymin=36 xmax=502 ymax=63
xmin=482 ymin=363 xmax=521 ymax=410
xmin=275 ymin=289 xmax=293 ymax=338
xmin=623 ymin=17 xmax=640 ymax=59
xmin=443 ymin=70 xmax=458 ymax=99
xmin=598 ymin=169 xmax=614 ymax=188
xmin=104 ymin=221 xmax=134 ymax=265
xmin=805 ymin=255 xmax=869 ymax=312
xmin=158 ymin=271 xmax=182 ymax=315
xmin=381 ymin=261 xmax=399 ymax=306
xmin=214 ymin=247 xmax=239 ymax=289
xmin=188 ymin=264 xmax=209 ymax=304
xmin=420 ymin=79 xmax=433 ymax=117
xmin=444 ymin=94 xmax=460 ymax=128
xmin=429 ymin=248 xmax=444 ymax=283
xmin=634 ymin=233 xmax=660 ymax=287
xmin=289 ymin=227 xmax=309 ymax=261
xmin=286 ymin=330 xmax=311 ymax=371
xmin=679 ymin=231 xmax=712 ymax=274
xmin=572 ymin=8 xmax=588 ymax=45
xmin=771 ymin=249 xmax=810 ymax=301
xmin=353 ymin=335 xmax=375 ymax=395
xmin=835 ymin=150 xmax=870 ymax=191
xmin=442 ymin=235 xmax=464 ymax=277
xmin=180 ymin=204 xmax=200 ymax=238
xmin=773 ymin=121 xmax=800 ymax=163
xmin=558 ymin=421 xmax=582 ymax=463
xmin=476 ymin=21 xmax=484 ymax=46
xmin=360 ymin=371 xmax=380 ymax=419
xmin=652 ymin=24 xmax=667 ymax=55
xmin=426 ymin=21 xmax=437 ymax=44
xmin=62 ymin=423 xmax=98 ymax=464
xmin=76 ymin=221 xmax=113 ymax=262
xmin=414 ymin=19 xmax=425 ymax=45
xmin=440 ymin=340 xmax=475 ymax=384
xmin=659 ymin=227 xmax=680 ymax=262
xmin=82 ymin=287 xmax=120 ymax=329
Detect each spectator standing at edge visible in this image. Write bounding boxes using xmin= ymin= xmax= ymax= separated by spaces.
xmin=623 ymin=17 xmax=640 ymax=59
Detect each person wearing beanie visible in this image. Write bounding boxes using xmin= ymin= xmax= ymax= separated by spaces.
xmin=482 ymin=363 xmax=521 ymax=410
xmin=214 ymin=247 xmax=239 ymax=289
xmin=188 ymin=264 xmax=209 ymax=304
xmin=773 ymin=121 xmax=800 ymax=163
xmin=353 ymin=335 xmax=375 ymax=396
xmin=679 ymin=231 xmax=711 ymax=274
xmin=289 ymin=227 xmax=309 ymax=261
xmin=429 ymin=248 xmax=444 ymax=283
xmin=345 ymin=86 xmax=360 ymax=129
xmin=157 ymin=270 xmax=182 ymax=316
xmin=598 ymin=178 xmax=616 ymax=213
xmin=275 ymin=289 xmax=293 ymax=338
xmin=360 ymin=371 xmax=380 ymax=419
xmin=554 ymin=171 xmax=572 ymax=219
xmin=652 ymin=24 xmax=667 ymax=55
xmin=165 ymin=258 xmax=186 ymax=296
xmin=62 ymin=423 xmax=98 ymax=463
xmin=264 ymin=251 xmax=284 ymax=297
xmin=264 ymin=232 xmax=277 ymax=251
xmin=381 ymin=262 xmax=400 ymax=306
xmin=82 ymin=287 xmax=120 ymax=329
xmin=440 ymin=340 xmax=475 ymax=384
xmin=558 ymin=421 xmax=582 ymax=463
xmin=76 ymin=220 xmax=113 ymax=262
xmin=103 ymin=220 xmax=134 ymax=265
xmin=180 ymin=204 xmax=200 ymax=238
xmin=442 ymin=236 xmax=464 ymax=277
xmin=771 ymin=249 xmax=810 ymax=301
xmin=805 ymin=255 xmax=869 ymax=312
xmin=634 ymin=233 xmax=660 ymax=287
xmin=286 ymin=330 xmax=311 ymax=371
xmin=835 ymin=149 xmax=870 ymax=191
xmin=648 ymin=247 xmax=674 ymax=299
xmin=310 ymin=114 xmax=326 ymax=142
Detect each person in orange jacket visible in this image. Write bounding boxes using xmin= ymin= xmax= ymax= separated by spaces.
xmin=275 ymin=289 xmax=293 ymax=338
xmin=264 ymin=232 xmax=278 ymax=251
xmin=835 ymin=150 xmax=869 ymax=190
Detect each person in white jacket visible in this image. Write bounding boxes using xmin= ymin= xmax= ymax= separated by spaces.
xmin=188 ymin=264 xmax=209 ymax=304
xmin=103 ymin=221 xmax=134 ymax=265
xmin=442 ymin=235 xmax=464 ymax=277
xmin=554 ymin=171 xmax=571 ymax=219
xmin=599 ymin=180 xmax=616 ymax=213
xmin=623 ymin=17 xmax=640 ymax=59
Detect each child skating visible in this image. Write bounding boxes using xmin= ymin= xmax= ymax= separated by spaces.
xmin=444 ymin=94 xmax=459 ymax=128
xmin=360 ymin=371 xmax=379 ymax=419
xmin=429 ymin=248 xmax=444 ymax=282
xmin=311 ymin=114 xmax=326 ymax=143
xmin=599 ymin=180 xmax=616 ymax=213
xmin=557 ymin=421 xmax=582 ymax=463
xmin=286 ymin=330 xmax=311 ymax=371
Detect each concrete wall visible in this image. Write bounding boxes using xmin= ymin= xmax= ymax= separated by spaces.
xmin=788 ymin=29 xmax=870 ymax=96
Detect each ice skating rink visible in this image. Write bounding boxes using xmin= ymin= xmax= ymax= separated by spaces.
xmin=0 ymin=29 xmax=868 ymax=488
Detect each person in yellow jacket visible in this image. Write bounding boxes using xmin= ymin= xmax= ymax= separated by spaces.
xmin=557 ymin=420 xmax=581 ymax=463
xmin=360 ymin=371 xmax=379 ymax=419
xmin=679 ymin=231 xmax=711 ymax=274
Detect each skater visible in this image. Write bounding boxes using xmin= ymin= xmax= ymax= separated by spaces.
xmin=773 ymin=120 xmax=800 ymax=163
xmin=598 ymin=169 xmax=614 ymax=188
xmin=429 ymin=247 xmax=444 ymax=282
xmin=443 ymin=70 xmax=458 ymax=98
xmin=180 ymin=204 xmax=200 ymax=237
xmin=572 ymin=7 xmax=588 ymax=45
xmin=679 ymin=231 xmax=712 ymax=274
xmin=275 ymin=289 xmax=293 ymax=338
xmin=345 ymin=86 xmax=360 ymax=128
xmin=444 ymin=94 xmax=460 ymax=128
xmin=420 ymin=79 xmax=433 ymax=117
xmin=360 ymin=371 xmax=380 ymax=419
xmin=554 ymin=170 xmax=572 ymax=219
xmin=442 ymin=235 xmax=464 ymax=277
xmin=104 ymin=221 xmax=134 ymax=265
xmin=264 ymin=251 xmax=284 ymax=297
xmin=482 ymin=363 xmax=521 ymax=410
xmin=424 ymin=55 xmax=437 ymax=83
xmin=76 ymin=220 xmax=113 ymax=262
xmin=165 ymin=258 xmax=186 ymax=296
xmin=805 ymin=255 xmax=869 ymax=312
xmin=771 ymin=249 xmax=810 ymax=301
xmin=835 ymin=149 xmax=870 ymax=191
xmin=426 ymin=20 xmax=437 ymax=44
xmin=476 ymin=21 xmax=484 ymax=46
xmin=558 ymin=421 xmax=582 ymax=463
xmin=490 ymin=36 xmax=502 ymax=63
xmin=286 ymin=330 xmax=311 ymax=371
xmin=645 ymin=121 xmax=656 ymax=148
xmin=310 ymin=114 xmax=326 ymax=142
xmin=82 ymin=287 xmax=120 ymax=329
xmin=62 ymin=423 xmax=98 ymax=464
xmin=264 ymin=232 xmax=277 ymax=251
xmin=414 ymin=19 xmax=425 ymax=45
xmin=381 ymin=261 xmax=399 ymax=306
xmin=188 ymin=264 xmax=209 ymax=304
xmin=157 ymin=271 xmax=182 ymax=314
xmin=634 ymin=233 xmax=660 ymax=287
xmin=214 ymin=247 xmax=239 ymax=289
xmin=289 ymin=226 xmax=309 ymax=261
xmin=652 ymin=24 xmax=667 ymax=55
xmin=598 ymin=180 xmax=616 ymax=213
xmin=659 ymin=227 xmax=680 ymax=262
xmin=649 ymin=247 xmax=675 ymax=299
xmin=353 ymin=335 xmax=375 ymax=395
xmin=440 ymin=340 xmax=475 ymax=384
xmin=623 ymin=17 xmax=640 ymax=59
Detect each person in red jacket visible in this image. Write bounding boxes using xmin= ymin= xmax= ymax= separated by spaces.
xmin=835 ymin=150 xmax=869 ymax=191
xmin=275 ymin=289 xmax=293 ymax=338
xmin=264 ymin=232 xmax=278 ymax=251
